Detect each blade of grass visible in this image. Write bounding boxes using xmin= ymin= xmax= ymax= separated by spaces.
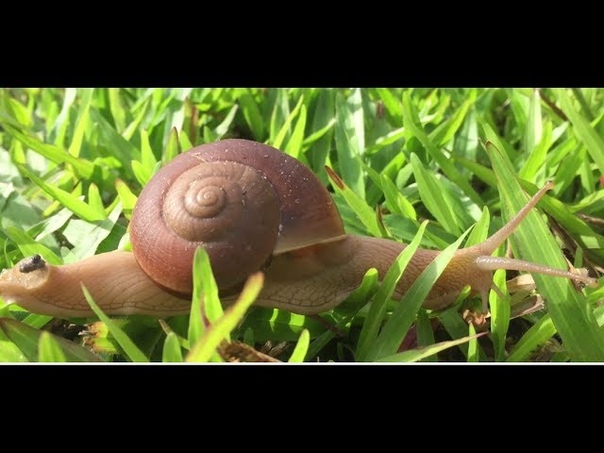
xmin=5 ymin=226 xmax=63 ymax=265
xmin=0 ymin=317 xmax=102 ymax=362
xmin=17 ymin=165 xmax=106 ymax=222
xmin=306 ymin=269 xmax=379 ymax=360
xmin=284 ymin=104 xmax=307 ymax=162
xmin=467 ymin=323 xmax=479 ymax=362
xmin=430 ymin=95 xmax=475 ymax=147
xmin=273 ymin=95 xmax=304 ymax=150
xmin=334 ymin=90 xmax=365 ymax=197
xmin=164 ymin=127 xmax=180 ymax=163
xmin=524 ymin=89 xmax=543 ymax=155
xmin=402 ymin=91 xmax=482 ymax=206
xmin=48 ymin=88 xmax=77 ymax=145
xmin=237 ymin=308 xmax=325 ymax=343
xmin=188 ymin=247 xmax=224 ymax=347
xmin=520 ymin=119 xmax=552 ymax=182
xmin=162 ymin=332 xmax=184 ymax=362
xmin=238 ymin=90 xmax=265 ymax=141
xmin=364 ymin=229 xmax=469 ymax=361
xmin=325 ymin=166 xmax=381 ymax=237
xmin=556 ymin=89 xmax=604 ymax=173
xmin=288 ymin=329 xmax=310 ymax=362
xmin=82 ymin=285 xmax=148 ymax=362
xmin=485 ymin=142 xmax=604 ymax=361
xmin=380 ymin=173 xmax=417 ymax=220
xmin=67 ymin=90 xmax=92 ymax=158
xmin=62 ymin=202 xmax=122 ymax=260
xmin=411 ymin=153 xmax=465 ymax=235
xmin=489 ymin=269 xmax=510 ymax=362
xmin=186 ymin=272 xmax=264 ymax=362
xmin=122 ymin=96 xmax=152 ymax=141
xmin=356 ymin=221 xmax=428 ymax=361
xmin=416 ymin=309 xmax=436 ymax=362
xmin=506 ymin=314 xmax=557 ymax=362
xmin=376 ymin=332 xmax=487 ymax=362
xmin=115 ymin=180 xmax=138 ymax=220
xmin=3 ymin=124 xmax=95 ymax=178
xmin=439 ymin=308 xmax=489 ymax=361
xmin=38 ymin=331 xmax=67 ymax=362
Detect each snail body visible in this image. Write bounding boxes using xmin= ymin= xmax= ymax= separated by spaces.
xmin=0 ymin=139 xmax=598 ymax=318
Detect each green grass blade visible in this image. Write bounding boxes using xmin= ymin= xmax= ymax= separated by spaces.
xmin=67 ymin=90 xmax=92 ymax=158
xmin=416 ymin=309 xmax=436 ymax=362
xmin=0 ymin=317 xmax=102 ymax=362
xmin=467 ymin=323 xmax=479 ymax=362
xmin=164 ymin=127 xmax=180 ymax=163
xmin=87 ymin=184 xmax=105 ymax=218
xmin=21 ymin=314 xmax=53 ymax=329
xmin=238 ymin=309 xmax=326 ymax=343
xmin=306 ymin=269 xmax=379 ymax=360
xmin=5 ymin=226 xmax=63 ymax=265
xmin=306 ymin=89 xmax=335 ymax=181
xmin=334 ymin=90 xmax=365 ymax=197
xmin=430 ymin=96 xmax=475 ymax=147
xmin=376 ymin=332 xmax=487 ymax=362
xmin=91 ymin=108 xmax=140 ymax=171
xmin=506 ymin=314 xmax=557 ymax=362
xmin=273 ymin=95 xmax=304 ymax=150
xmin=302 ymin=118 xmax=335 ymax=149
xmin=82 ymin=285 xmax=149 ymax=362
xmin=108 ymin=88 xmax=127 ymax=132
xmin=556 ymin=89 xmax=604 ymax=173
xmin=238 ymin=90 xmax=265 ymax=140
xmin=356 ymin=221 xmax=427 ymax=361
xmin=373 ymin=88 xmax=403 ymax=125
xmin=520 ymin=119 xmax=552 ymax=181
xmin=186 ymin=272 xmax=264 ymax=362
xmin=485 ymin=142 xmax=604 ymax=361
xmin=380 ymin=174 xmax=416 ymax=220
xmin=288 ymin=329 xmax=310 ymax=362
xmin=325 ymin=166 xmax=381 ymax=237
xmin=62 ymin=202 xmax=122 ymax=259
xmin=524 ymin=89 xmax=543 ymax=155
xmin=17 ymin=165 xmax=106 ymax=222
xmin=48 ymin=88 xmax=76 ymax=145
xmin=115 ymin=180 xmax=138 ymax=219
xmin=135 ymin=129 xmax=159 ymax=184
xmin=402 ymin=91 xmax=482 ymax=206
xmin=364 ymin=229 xmax=468 ymax=361
xmin=410 ymin=153 xmax=465 ymax=235
xmin=453 ymin=106 xmax=479 ymax=164
xmin=439 ymin=307 xmax=489 ymax=361
xmin=122 ymin=97 xmax=151 ymax=141
xmin=38 ymin=331 xmax=67 ymax=362
xmin=364 ymin=127 xmax=406 ymax=155
xmin=2 ymin=124 xmax=95 ymax=178
xmin=489 ymin=269 xmax=510 ymax=362
xmin=162 ymin=332 xmax=184 ymax=362
xmin=284 ymin=104 xmax=307 ymax=161
xmin=212 ymin=104 xmax=239 ymax=141
xmin=188 ymin=247 xmax=223 ymax=347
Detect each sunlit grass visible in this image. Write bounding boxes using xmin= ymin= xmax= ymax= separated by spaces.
xmin=0 ymin=88 xmax=603 ymax=362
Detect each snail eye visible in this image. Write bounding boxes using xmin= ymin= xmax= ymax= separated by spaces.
xmin=19 ymin=254 xmax=46 ymax=273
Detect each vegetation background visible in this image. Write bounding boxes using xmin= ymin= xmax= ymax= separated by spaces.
xmin=0 ymin=88 xmax=603 ymax=362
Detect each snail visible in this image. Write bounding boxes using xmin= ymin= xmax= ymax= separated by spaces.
xmin=0 ymin=139 xmax=598 ymax=319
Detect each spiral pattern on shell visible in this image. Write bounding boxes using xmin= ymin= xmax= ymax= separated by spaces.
xmin=163 ymin=161 xmax=264 ymax=243
xmin=129 ymin=139 xmax=346 ymax=297
xmin=131 ymin=161 xmax=281 ymax=295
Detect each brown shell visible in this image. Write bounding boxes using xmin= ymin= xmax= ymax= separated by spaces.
xmin=130 ymin=139 xmax=345 ymax=296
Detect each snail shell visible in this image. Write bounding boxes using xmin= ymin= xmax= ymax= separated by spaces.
xmin=130 ymin=139 xmax=346 ymax=296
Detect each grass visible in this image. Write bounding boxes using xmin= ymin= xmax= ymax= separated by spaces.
xmin=0 ymin=88 xmax=603 ymax=362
